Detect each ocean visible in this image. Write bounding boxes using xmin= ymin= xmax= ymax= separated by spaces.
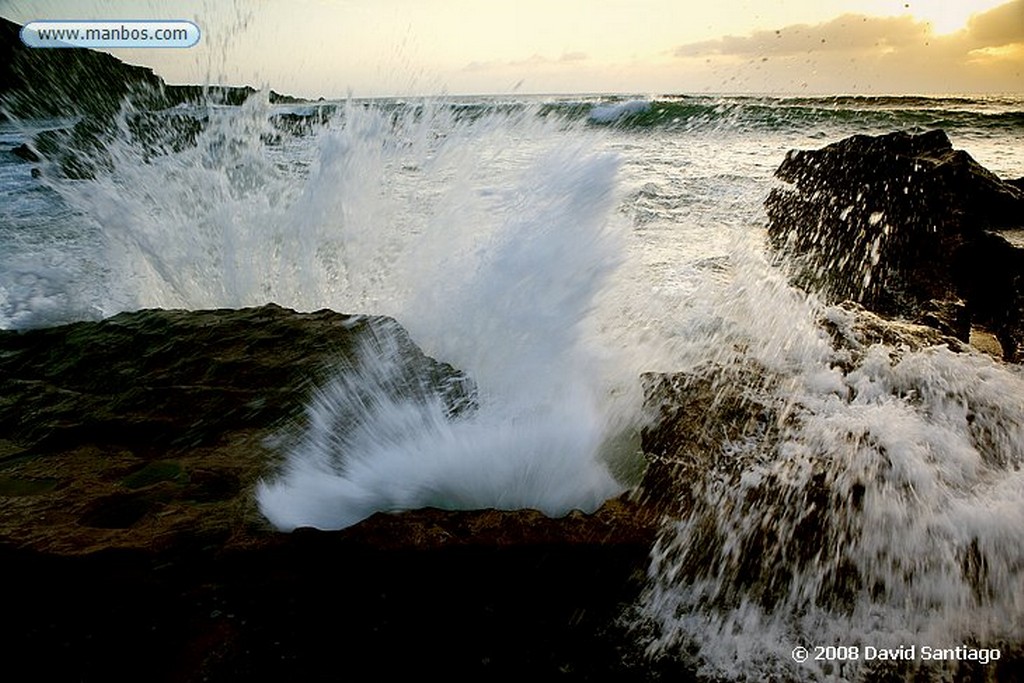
xmin=2 ymin=93 xmax=1023 ymax=680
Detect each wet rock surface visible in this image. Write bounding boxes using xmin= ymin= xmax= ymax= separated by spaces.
xmin=0 ymin=304 xmax=659 ymax=680
xmin=639 ymin=300 xmax=974 ymax=526
xmin=766 ymin=129 xmax=1024 ymax=361
xmin=2 ymin=502 xmax=657 ymax=681
xmin=639 ymin=300 xmax=989 ymax=597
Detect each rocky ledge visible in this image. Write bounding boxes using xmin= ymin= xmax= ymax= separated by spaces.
xmin=0 ymin=304 xmax=657 ymax=681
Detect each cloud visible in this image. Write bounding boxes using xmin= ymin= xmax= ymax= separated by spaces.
xmin=462 ymin=52 xmax=588 ymax=72
xmin=674 ymin=14 xmax=928 ymax=58
xmin=965 ymin=0 xmax=1024 ymax=48
xmin=670 ymin=0 xmax=1024 ymax=92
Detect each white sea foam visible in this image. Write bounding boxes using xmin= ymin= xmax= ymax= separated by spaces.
xmin=257 ymin=319 xmax=622 ymax=531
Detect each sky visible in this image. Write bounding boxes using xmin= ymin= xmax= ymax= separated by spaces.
xmin=2 ymin=0 xmax=1022 ymax=96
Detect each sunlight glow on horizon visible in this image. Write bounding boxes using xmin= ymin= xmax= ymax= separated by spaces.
xmin=913 ymin=0 xmax=1010 ymax=34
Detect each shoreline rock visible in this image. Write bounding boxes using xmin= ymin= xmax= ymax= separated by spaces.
xmin=765 ymin=129 xmax=1024 ymax=361
xmin=638 ymin=301 xmax=1024 ymax=678
xmin=1 ymin=499 xmax=658 ymax=680
xmin=0 ymin=304 xmax=659 ymax=679
xmin=1 ymin=17 xmax=306 ymax=122
xmin=0 ymin=304 xmax=478 ymax=553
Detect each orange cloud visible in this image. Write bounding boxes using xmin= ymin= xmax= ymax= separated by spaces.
xmin=964 ymin=0 xmax=1024 ymax=48
xmin=674 ymin=15 xmax=929 ymax=58
xmin=671 ymin=0 xmax=1024 ymax=92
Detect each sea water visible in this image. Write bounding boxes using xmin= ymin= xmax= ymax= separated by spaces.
xmin=2 ymin=93 xmax=1023 ymax=680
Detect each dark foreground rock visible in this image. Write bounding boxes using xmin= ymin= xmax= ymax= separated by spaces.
xmin=0 ymin=304 xmax=659 ymax=681
xmin=766 ymin=129 xmax=1024 ymax=361
xmin=1 ymin=502 xmax=657 ymax=682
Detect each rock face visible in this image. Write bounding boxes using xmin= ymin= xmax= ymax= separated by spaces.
xmin=638 ymin=301 xmax=967 ymax=520
xmin=2 ymin=18 xmax=311 ymax=178
xmin=0 ymin=304 xmax=657 ymax=680
xmin=1 ymin=18 xmax=303 ymax=121
xmin=1 ymin=304 xmax=472 ymax=460
xmin=765 ymin=130 xmax=1024 ymax=361
xmin=637 ymin=301 xmax=987 ymax=604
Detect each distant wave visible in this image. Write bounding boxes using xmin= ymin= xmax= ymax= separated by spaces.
xmin=588 ymin=100 xmax=652 ymax=123
xmin=129 ymin=93 xmax=1024 ymax=142
xmin=569 ymin=95 xmax=1024 ymax=133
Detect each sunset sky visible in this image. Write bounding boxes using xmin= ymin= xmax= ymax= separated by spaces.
xmin=2 ymin=0 xmax=1022 ymax=96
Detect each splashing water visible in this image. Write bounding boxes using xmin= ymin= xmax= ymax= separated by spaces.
xmin=11 ymin=89 xmax=1024 ymax=679
xmin=255 ymin=110 xmax=634 ymax=529
xmin=639 ymin=244 xmax=1024 ymax=680
xmin=256 ymin=316 xmax=623 ymax=531
xmin=31 ymin=95 xmax=642 ymax=530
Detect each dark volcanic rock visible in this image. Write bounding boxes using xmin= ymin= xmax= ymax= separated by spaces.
xmin=0 ymin=304 xmax=657 ymax=680
xmin=1 ymin=17 xmax=306 ymax=121
xmin=765 ymin=129 xmax=1024 ymax=361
